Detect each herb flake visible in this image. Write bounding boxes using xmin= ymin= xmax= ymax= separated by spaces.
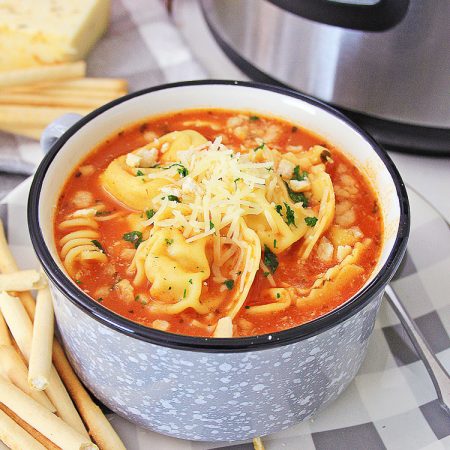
xmin=284 ymin=202 xmax=296 ymax=226
xmin=264 ymin=245 xmax=279 ymax=274
xmin=91 ymin=239 xmax=104 ymax=252
xmin=224 ymin=279 xmax=234 ymax=290
xmin=136 ymin=169 xmax=144 ymax=176
xmin=167 ymin=195 xmax=180 ymax=203
xmin=305 ymin=216 xmax=318 ymax=227
xmin=285 ymin=182 xmax=309 ymax=206
xmin=123 ymin=230 xmax=143 ymax=248
xmin=292 ymin=166 xmax=307 ymax=181
xmin=253 ymin=142 xmax=265 ymax=152
xmin=145 ymin=209 xmax=155 ymax=219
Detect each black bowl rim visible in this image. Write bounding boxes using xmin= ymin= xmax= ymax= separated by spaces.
xmin=27 ymin=79 xmax=410 ymax=353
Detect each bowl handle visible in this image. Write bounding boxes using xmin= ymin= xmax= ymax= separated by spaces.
xmin=40 ymin=113 xmax=83 ymax=155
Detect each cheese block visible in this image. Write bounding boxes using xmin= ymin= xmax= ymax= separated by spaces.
xmin=0 ymin=0 xmax=110 ymax=71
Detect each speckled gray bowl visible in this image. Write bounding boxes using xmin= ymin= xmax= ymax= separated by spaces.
xmin=28 ymin=81 xmax=409 ymax=441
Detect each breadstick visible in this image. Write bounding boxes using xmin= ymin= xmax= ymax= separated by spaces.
xmin=1 ymin=77 xmax=128 ymax=93
xmin=213 ymin=316 xmax=233 ymax=337
xmin=0 ymin=292 xmax=89 ymax=437
xmin=37 ymin=77 xmax=128 ymax=92
xmin=0 ymin=105 xmax=91 ymax=127
xmin=253 ymin=437 xmax=265 ymax=450
xmin=0 ymin=292 xmax=33 ymax=357
xmin=0 ymin=313 xmax=10 ymax=346
xmin=0 ymin=220 xmax=125 ymax=448
xmin=0 ymin=61 xmax=86 ymax=88
xmin=0 ymin=404 xmax=59 ymax=450
xmin=1 ymin=86 xmax=127 ymax=100
xmin=52 ymin=342 xmax=127 ymax=450
xmin=0 ymin=92 xmax=121 ymax=108
xmin=0 ymin=345 xmax=55 ymax=412
xmin=0 ymin=220 xmax=37 ymax=317
xmin=0 ymin=124 xmax=43 ymax=140
xmin=0 ymin=270 xmax=47 ymax=291
xmin=0 ymin=377 xmax=97 ymax=450
xmin=28 ymin=286 xmax=54 ymax=391
xmin=0 ymin=407 xmax=46 ymax=450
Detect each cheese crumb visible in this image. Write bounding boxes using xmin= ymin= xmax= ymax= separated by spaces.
xmin=289 ymin=179 xmax=311 ymax=192
xmin=152 ymin=319 xmax=170 ymax=331
xmin=277 ymin=159 xmax=295 ymax=180
xmin=317 ymin=237 xmax=334 ymax=262
xmin=136 ymin=148 xmax=158 ymax=167
xmin=336 ymin=245 xmax=352 ymax=261
xmin=125 ymin=153 xmax=142 ymax=168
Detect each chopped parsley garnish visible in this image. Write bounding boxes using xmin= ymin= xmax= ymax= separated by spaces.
xmin=253 ymin=142 xmax=265 ymax=152
xmin=75 ymin=279 xmax=82 ymax=285
xmin=209 ymin=221 xmax=215 ymax=230
xmin=305 ymin=216 xmax=318 ymax=227
xmin=285 ymin=182 xmax=309 ymax=206
xmin=95 ymin=210 xmax=111 ymax=216
xmin=167 ymin=195 xmax=180 ymax=203
xmin=263 ymin=271 xmax=270 ymax=277
xmin=283 ymin=202 xmax=296 ymax=226
xmin=276 ymin=293 xmax=281 ymax=299
xmin=123 ymin=230 xmax=143 ymax=248
xmin=320 ymin=149 xmax=332 ymax=163
xmin=234 ymin=177 xmax=242 ymax=187
xmin=177 ymin=166 xmax=188 ymax=177
xmin=183 ymin=288 xmax=187 ymax=298
xmin=97 ymin=297 xmax=103 ymax=302
xmin=165 ymin=163 xmax=188 ymax=177
xmin=245 ymin=305 xmax=251 ymax=309
xmin=275 ymin=204 xmax=283 ymax=216
xmin=292 ymin=166 xmax=307 ymax=181
xmin=91 ymin=240 xmax=104 ymax=252
xmin=249 ymin=115 xmax=260 ymax=121
xmin=145 ymin=209 xmax=155 ymax=219
xmin=135 ymin=295 xmax=140 ymax=301
xmin=188 ymin=278 xmax=193 ymax=284
xmin=165 ymin=238 xmax=174 ymax=246
xmin=273 ymin=239 xmax=277 ymax=248
xmin=264 ymin=245 xmax=279 ymax=274
xmin=224 ymin=279 xmax=234 ymax=290
xmin=136 ymin=169 xmax=144 ymax=176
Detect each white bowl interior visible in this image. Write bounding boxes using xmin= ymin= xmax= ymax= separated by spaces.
xmin=39 ymin=84 xmax=400 ymax=297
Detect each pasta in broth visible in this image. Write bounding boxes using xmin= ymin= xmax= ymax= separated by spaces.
xmin=54 ymin=110 xmax=383 ymax=337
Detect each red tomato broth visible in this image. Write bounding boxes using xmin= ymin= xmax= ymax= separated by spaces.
xmin=54 ymin=109 xmax=383 ymax=337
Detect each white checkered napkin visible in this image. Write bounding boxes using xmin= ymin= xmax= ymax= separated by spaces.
xmin=2 ymin=180 xmax=449 ymax=450
xmin=0 ymin=0 xmax=207 ymax=176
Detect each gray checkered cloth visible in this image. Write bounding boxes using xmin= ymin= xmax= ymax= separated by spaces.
xmin=1 ymin=1 xmax=449 ymax=448
xmin=0 ymin=0 xmax=205 ymax=179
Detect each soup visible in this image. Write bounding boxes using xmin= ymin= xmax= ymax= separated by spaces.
xmin=54 ymin=109 xmax=382 ymax=337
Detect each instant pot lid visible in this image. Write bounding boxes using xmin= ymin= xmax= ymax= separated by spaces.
xmin=201 ymin=0 xmax=450 ymax=156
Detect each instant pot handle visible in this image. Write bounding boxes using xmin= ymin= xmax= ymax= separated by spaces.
xmin=40 ymin=113 xmax=83 ymax=155
xmin=269 ymin=0 xmax=409 ymax=32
